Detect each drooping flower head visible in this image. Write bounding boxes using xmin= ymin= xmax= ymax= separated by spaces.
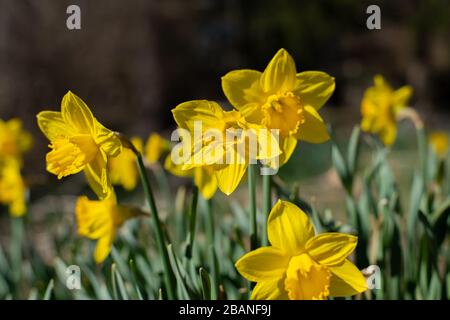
xmin=429 ymin=131 xmax=449 ymax=159
xmin=222 ymin=48 xmax=334 ymax=165
xmin=164 ymin=154 xmax=217 ymax=200
xmin=109 ymin=136 xmax=142 ymax=191
xmin=75 ymin=191 xmax=145 ymax=263
xmin=145 ymin=133 xmax=170 ymax=165
xmin=0 ymin=118 xmax=32 ymax=163
xmin=0 ymin=158 xmax=27 ymax=217
xmin=171 ymin=100 xmax=279 ymax=195
xmin=37 ymin=91 xmax=122 ymax=199
xmin=361 ymin=75 xmax=413 ymax=146
xmin=236 ymin=200 xmax=367 ymax=300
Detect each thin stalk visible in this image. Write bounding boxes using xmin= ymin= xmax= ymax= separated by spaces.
xmin=262 ymin=174 xmax=271 ymax=246
xmin=136 ymin=153 xmax=176 ymax=299
xmin=205 ymin=198 xmax=214 ymax=247
xmin=186 ymin=185 xmax=199 ymax=259
xmin=248 ymin=164 xmax=257 ymax=250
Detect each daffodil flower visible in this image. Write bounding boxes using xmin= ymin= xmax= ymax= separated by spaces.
xmin=37 ymin=91 xmax=122 ymax=199
xmin=429 ymin=131 xmax=449 ymax=159
xmin=145 ymin=133 xmax=170 ymax=165
xmin=172 ymin=100 xmax=279 ymax=195
xmin=361 ymin=75 xmax=413 ymax=146
xmin=75 ymin=191 xmax=145 ymax=263
xmin=0 ymin=118 xmax=32 ymax=163
xmin=222 ymin=48 xmax=334 ymax=165
xmin=236 ymin=200 xmax=367 ymax=300
xmin=0 ymin=158 xmax=27 ymax=217
xmin=164 ymin=154 xmax=217 ymax=200
xmin=109 ymin=137 xmax=142 ymax=191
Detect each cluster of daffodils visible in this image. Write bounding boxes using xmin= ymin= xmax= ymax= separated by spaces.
xmin=26 ymin=48 xmax=447 ymax=300
xmin=0 ymin=118 xmax=32 ymax=217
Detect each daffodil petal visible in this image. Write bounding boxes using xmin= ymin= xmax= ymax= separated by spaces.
xmin=260 ymin=48 xmax=297 ymax=94
xmin=194 ymin=167 xmax=217 ymax=200
xmin=94 ymin=233 xmax=114 ymax=264
xmin=235 ymin=246 xmax=289 ymax=283
xmin=306 ymin=233 xmax=358 ymax=266
xmin=61 ymin=91 xmax=95 ymax=134
xmin=36 ymin=111 xmax=71 ymax=140
xmin=296 ymin=106 xmax=330 ymax=143
xmin=294 ymin=71 xmax=335 ymax=110
xmin=164 ymin=154 xmax=193 ymax=177
xmin=251 ymin=277 xmax=289 ymax=300
xmin=380 ymin=123 xmax=397 ymax=147
xmin=278 ymin=135 xmax=297 ymax=166
xmin=329 ymin=259 xmax=367 ymax=297
xmin=221 ymin=69 xmax=265 ymax=109
xmin=392 ymin=85 xmax=413 ymax=108
xmin=84 ymin=151 xmax=110 ymax=199
xmin=172 ymin=100 xmax=224 ymax=132
xmin=268 ymin=200 xmax=315 ymax=254
xmin=214 ymin=162 xmax=247 ymax=195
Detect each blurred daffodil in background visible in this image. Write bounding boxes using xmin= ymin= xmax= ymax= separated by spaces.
xmin=145 ymin=133 xmax=170 ymax=165
xmin=75 ymin=191 xmax=146 ymax=263
xmin=429 ymin=131 xmax=449 ymax=159
xmin=236 ymin=200 xmax=367 ymax=300
xmin=164 ymin=154 xmax=217 ymax=200
xmin=37 ymin=91 xmax=122 ymax=199
xmin=0 ymin=159 xmax=27 ymax=217
xmin=222 ymin=48 xmax=334 ymax=165
xmin=361 ymin=75 xmax=413 ymax=146
xmin=0 ymin=118 xmax=32 ymax=162
xmin=109 ymin=137 xmax=143 ymax=191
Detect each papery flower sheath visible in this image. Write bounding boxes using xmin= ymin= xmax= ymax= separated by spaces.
xmin=235 ymin=200 xmax=367 ymax=300
xmin=361 ymin=75 xmax=413 ymax=146
xmin=222 ymin=48 xmax=334 ymax=165
xmin=37 ymin=91 xmax=122 ymax=199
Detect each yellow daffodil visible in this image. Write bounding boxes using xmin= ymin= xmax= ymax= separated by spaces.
xmin=0 ymin=159 xmax=27 ymax=217
xmin=172 ymin=100 xmax=279 ymax=195
xmin=236 ymin=200 xmax=367 ymax=300
xmin=429 ymin=131 xmax=449 ymax=159
xmin=361 ymin=75 xmax=413 ymax=146
xmin=145 ymin=133 xmax=170 ymax=164
xmin=164 ymin=154 xmax=217 ymax=200
xmin=37 ymin=91 xmax=122 ymax=199
xmin=222 ymin=48 xmax=334 ymax=165
xmin=0 ymin=118 xmax=32 ymax=162
xmin=75 ymin=191 xmax=144 ymax=263
xmin=109 ymin=137 xmax=142 ymax=191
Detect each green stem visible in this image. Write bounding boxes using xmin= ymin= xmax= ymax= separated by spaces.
xmin=205 ymin=198 xmax=214 ymax=247
xmin=186 ymin=185 xmax=199 ymax=259
xmin=248 ymin=164 xmax=257 ymax=250
xmin=262 ymin=174 xmax=271 ymax=246
xmin=136 ymin=153 xmax=176 ymax=299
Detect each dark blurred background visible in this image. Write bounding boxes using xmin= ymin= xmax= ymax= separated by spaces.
xmin=0 ymin=0 xmax=449 ymax=194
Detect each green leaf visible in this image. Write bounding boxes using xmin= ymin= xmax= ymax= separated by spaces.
xmin=199 ymin=268 xmax=212 ymax=300
xmin=43 ymin=279 xmax=54 ymax=300
xmin=347 ymin=126 xmax=361 ymax=174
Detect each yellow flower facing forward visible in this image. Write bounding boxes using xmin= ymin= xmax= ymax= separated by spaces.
xmin=164 ymin=154 xmax=217 ymax=200
xmin=172 ymin=100 xmax=279 ymax=195
xmin=109 ymin=137 xmax=142 ymax=191
xmin=145 ymin=133 xmax=170 ymax=164
xmin=37 ymin=91 xmax=122 ymax=199
xmin=235 ymin=200 xmax=367 ymax=300
xmin=0 ymin=159 xmax=27 ymax=217
xmin=222 ymin=48 xmax=334 ymax=165
xmin=429 ymin=131 xmax=449 ymax=159
xmin=0 ymin=118 xmax=32 ymax=162
xmin=75 ymin=192 xmax=144 ymax=263
xmin=361 ymin=75 xmax=413 ymax=146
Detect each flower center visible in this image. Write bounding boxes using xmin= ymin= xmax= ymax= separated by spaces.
xmin=46 ymin=135 xmax=99 ymax=179
xmin=261 ymin=92 xmax=305 ymax=137
xmin=284 ymin=253 xmax=331 ymax=300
